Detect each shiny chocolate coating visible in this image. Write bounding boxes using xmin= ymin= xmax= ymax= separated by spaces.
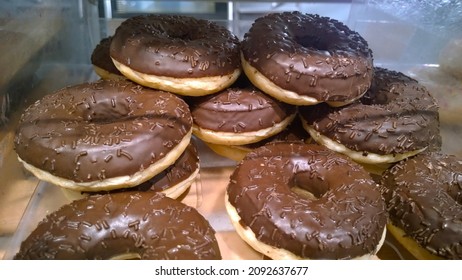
xmin=241 ymin=12 xmax=373 ymax=103
xmin=227 ymin=142 xmax=387 ymax=259
xmin=110 ymin=14 xmax=240 ymax=78
xmin=129 ymin=142 xmax=199 ymax=192
xmin=189 ymin=78 xmax=296 ymax=133
xmin=14 ymin=192 xmax=221 ymax=259
xmin=91 ymin=36 xmax=122 ymax=76
xmin=83 ymin=142 xmax=199 ymax=195
xmin=381 ymin=152 xmax=462 ymax=259
xmin=14 ymin=79 xmax=192 ymax=183
xmin=299 ymin=67 xmax=441 ymax=155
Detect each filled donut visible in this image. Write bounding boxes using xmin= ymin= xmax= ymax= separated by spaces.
xmin=14 ymin=192 xmax=221 ymax=260
xmin=299 ymin=67 xmax=441 ymax=168
xmin=241 ymin=11 xmax=373 ymax=106
xmin=381 ymin=152 xmax=462 ymax=260
xmin=226 ymin=142 xmax=387 ymax=259
xmin=14 ymin=79 xmax=193 ymax=192
xmin=63 ymin=142 xmax=200 ymax=200
xmin=189 ymin=78 xmax=296 ymax=145
xmin=91 ymin=36 xmax=124 ymax=80
xmin=110 ymin=14 xmax=241 ymax=96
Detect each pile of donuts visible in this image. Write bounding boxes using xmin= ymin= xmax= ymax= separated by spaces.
xmin=12 ymin=12 xmax=462 ymax=260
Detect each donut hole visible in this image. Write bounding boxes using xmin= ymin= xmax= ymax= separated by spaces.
xmin=294 ymin=34 xmax=329 ymax=52
xmin=169 ymin=30 xmax=198 ymax=41
xmin=292 ymin=170 xmax=329 ymax=199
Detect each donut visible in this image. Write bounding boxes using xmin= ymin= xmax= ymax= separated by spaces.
xmin=110 ymin=14 xmax=241 ymax=96
xmin=189 ymin=79 xmax=297 ymax=146
xmin=299 ymin=67 xmax=441 ymax=167
xmin=63 ymin=142 xmax=200 ymax=201
xmin=205 ymin=117 xmax=310 ymax=162
xmin=14 ymin=79 xmax=193 ymax=192
xmin=240 ymin=11 xmax=373 ymax=106
xmin=14 ymin=192 xmax=221 ymax=259
xmin=90 ymin=36 xmax=124 ymax=80
xmin=226 ymin=142 xmax=387 ymax=259
xmin=381 ymin=152 xmax=462 ymax=259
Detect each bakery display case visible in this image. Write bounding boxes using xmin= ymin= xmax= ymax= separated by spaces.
xmin=1 ymin=0 xmax=461 ymax=260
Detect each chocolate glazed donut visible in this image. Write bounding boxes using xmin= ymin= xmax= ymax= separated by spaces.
xmin=381 ymin=152 xmax=462 ymax=259
xmin=189 ymin=78 xmax=297 ymax=145
xmin=299 ymin=67 xmax=441 ymax=165
xmin=14 ymin=192 xmax=221 ymax=260
xmin=226 ymin=142 xmax=387 ymax=259
xmin=91 ymin=36 xmax=123 ymax=80
xmin=241 ymin=12 xmax=373 ymax=106
xmin=14 ymin=79 xmax=193 ymax=191
xmin=110 ymin=14 xmax=241 ymax=96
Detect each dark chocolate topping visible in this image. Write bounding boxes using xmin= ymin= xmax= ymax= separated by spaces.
xmin=110 ymin=14 xmax=240 ymax=78
xmin=381 ymin=152 xmax=462 ymax=259
xmin=91 ymin=36 xmax=122 ymax=76
xmin=14 ymin=79 xmax=192 ymax=183
xmin=227 ymin=142 xmax=387 ymax=259
xmin=299 ymin=67 xmax=441 ymax=155
xmin=130 ymin=142 xmax=199 ymax=192
xmin=241 ymin=12 xmax=373 ymax=103
xmin=14 ymin=192 xmax=221 ymax=259
xmin=190 ymin=78 xmax=296 ymax=133
xmin=83 ymin=142 xmax=199 ymax=195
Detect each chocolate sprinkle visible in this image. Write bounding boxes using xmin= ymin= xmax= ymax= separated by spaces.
xmin=227 ymin=142 xmax=387 ymax=259
xmin=189 ymin=76 xmax=296 ymax=133
xmin=14 ymin=192 xmax=221 ymax=260
xmin=14 ymin=79 xmax=192 ymax=185
xmin=299 ymin=67 xmax=441 ymax=155
xmin=241 ymin=12 xmax=373 ymax=103
xmin=381 ymin=152 xmax=462 ymax=259
xmin=110 ymin=14 xmax=240 ymax=78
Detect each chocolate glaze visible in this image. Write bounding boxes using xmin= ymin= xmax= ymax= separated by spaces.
xmin=110 ymin=14 xmax=240 ymax=78
xmin=227 ymin=142 xmax=387 ymax=259
xmin=14 ymin=79 xmax=192 ymax=183
xmin=189 ymin=76 xmax=296 ymax=133
xmin=299 ymin=67 xmax=441 ymax=155
xmin=14 ymin=192 xmax=221 ymax=259
xmin=81 ymin=142 xmax=199 ymax=195
xmin=136 ymin=142 xmax=198 ymax=192
xmin=241 ymin=12 xmax=373 ymax=103
xmin=381 ymin=152 xmax=462 ymax=259
xmin=91 ymin=36 xmax=122 ymax=76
